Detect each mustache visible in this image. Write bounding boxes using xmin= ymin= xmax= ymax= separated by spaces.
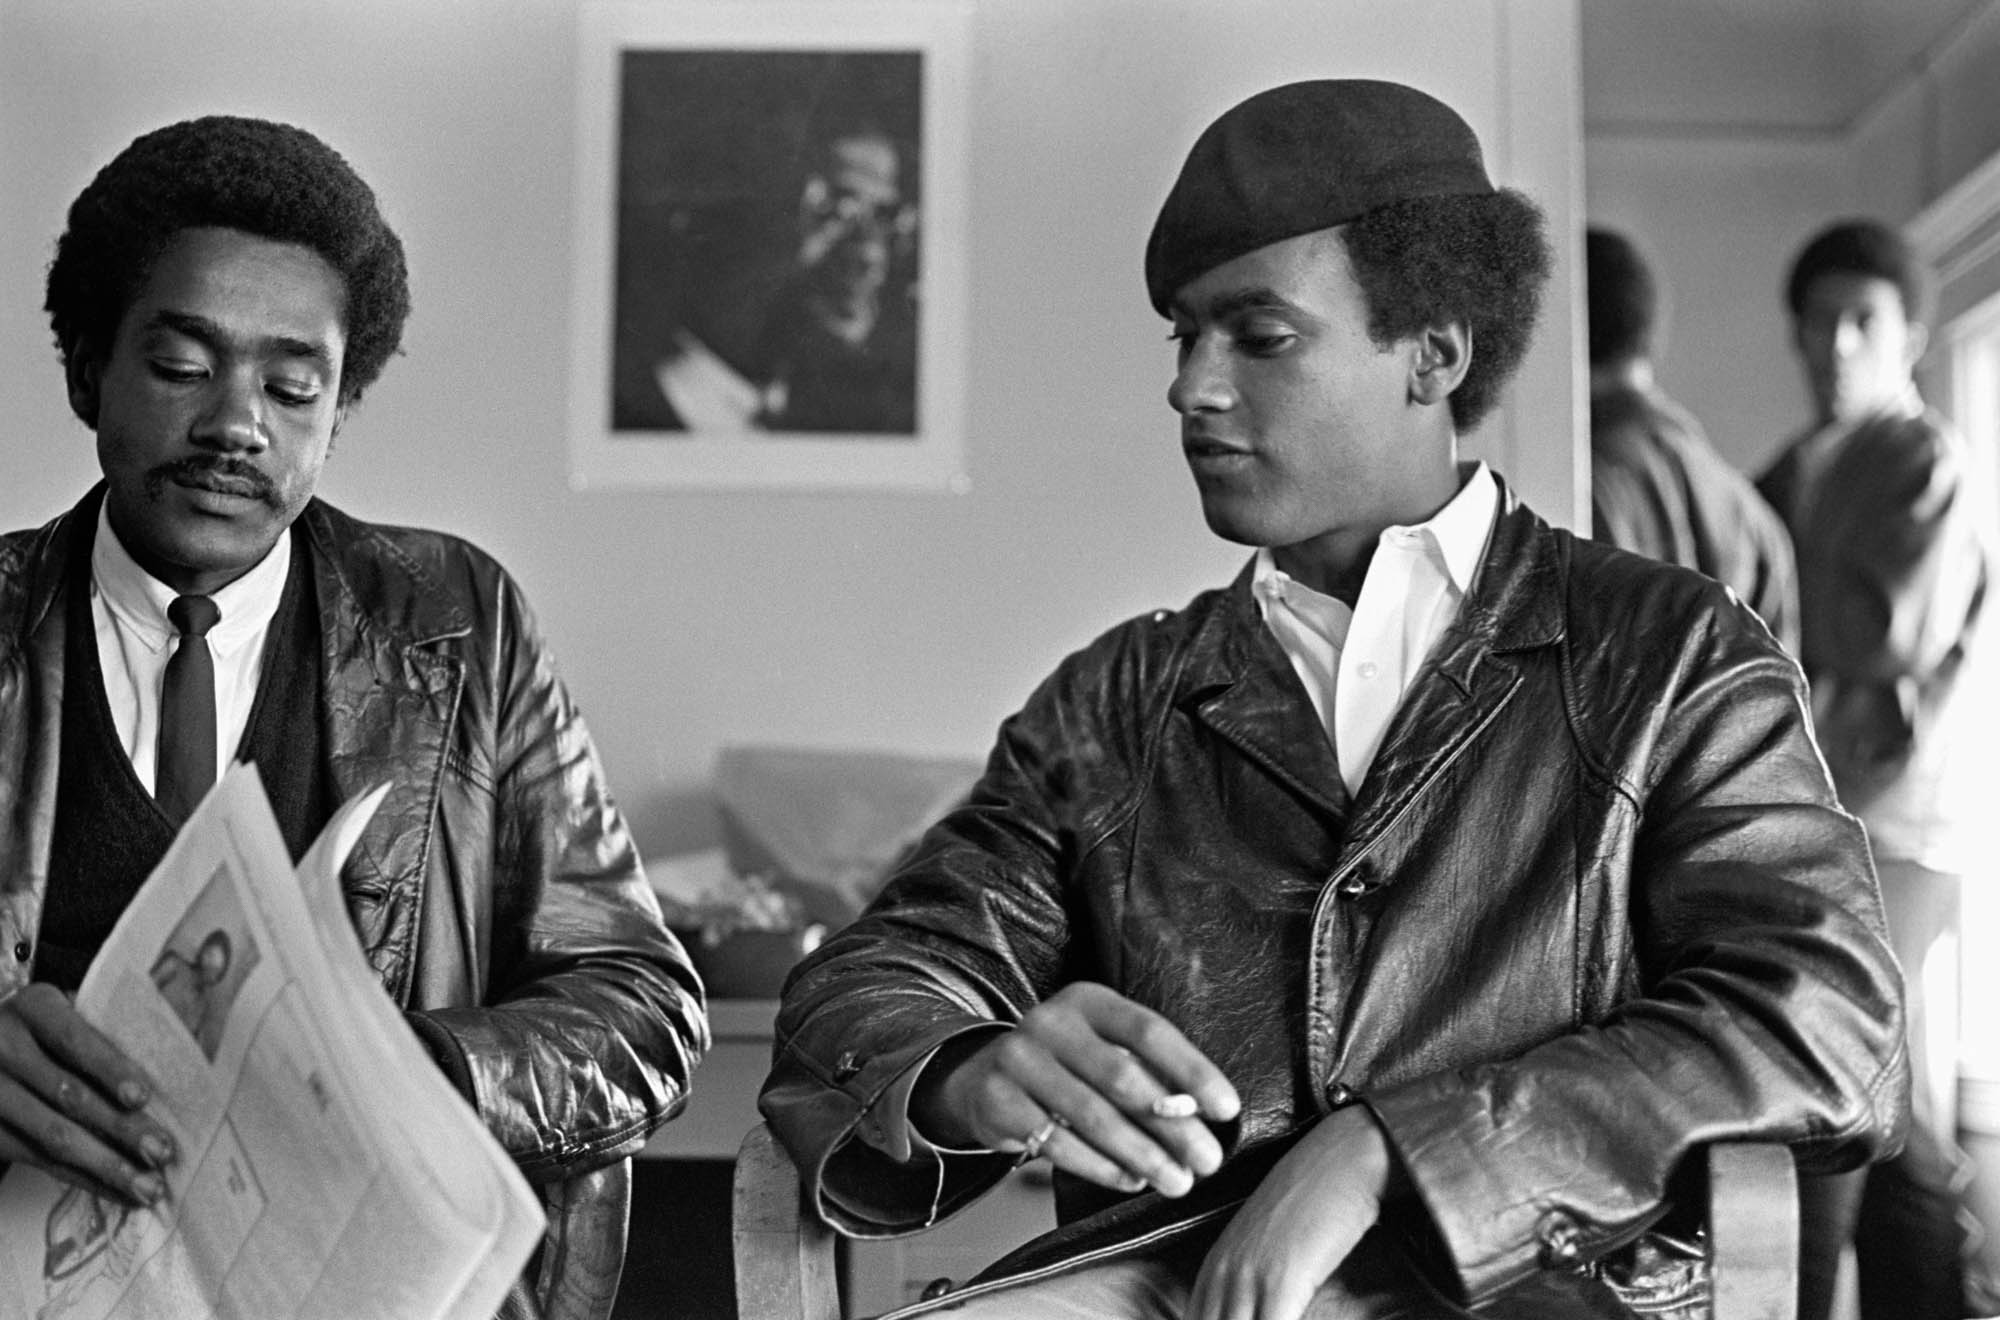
xmin=144 ymin=457 xmax=279 ymax=508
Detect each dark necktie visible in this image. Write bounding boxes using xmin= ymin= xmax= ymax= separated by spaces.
xmin=157 ymin=594 xmax=221 ymax=824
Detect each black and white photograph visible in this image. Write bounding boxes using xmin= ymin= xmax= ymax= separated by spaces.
xmin=5 ymin=1 xmax=2000 ymax=1316
xmin=149 ymin=868 xmax=261 ymax=1063
xmin=568 ymin=1 xmax=970 ymax=490
xmin=610 ymin=49 xmax=923 ymax=438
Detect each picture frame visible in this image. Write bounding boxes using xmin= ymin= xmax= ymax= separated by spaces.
xmin=568 ymin=0 xmax=972 ymax=492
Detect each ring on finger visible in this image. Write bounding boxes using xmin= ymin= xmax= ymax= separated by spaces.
xmin=1017 ymin=1115 xmax=1063 ymax=1163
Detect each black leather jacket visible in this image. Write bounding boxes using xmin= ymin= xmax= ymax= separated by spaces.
xmin=763 ymin=482 xmax=1905 ymax=1310
xmin=1 ymin=491 xmax=709 ymax=1180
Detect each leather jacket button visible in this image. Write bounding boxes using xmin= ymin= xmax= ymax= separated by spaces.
xmin=1536 ymin=1210 xmax=1584 ymax=1266
xmin=920 ymin=1277 xmax=955 ymax=1301
xmin=1336 ymin=875 xmax=1368 ymax=899
xmin=833 ymin=1050 xmax=862 ymax=1083
xmin=1326 ymin=1082 xmax=1355 ymax=1106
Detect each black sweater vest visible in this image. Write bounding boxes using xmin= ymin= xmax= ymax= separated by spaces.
xmin=39 ymin=529 xmax=333 ymax=992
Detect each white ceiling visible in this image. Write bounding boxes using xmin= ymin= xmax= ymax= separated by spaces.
xmin=1580 ymin=0 xmax=1994 ymax=134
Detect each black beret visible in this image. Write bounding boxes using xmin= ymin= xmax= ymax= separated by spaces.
xmin=1146 ymin=79 xmax=1494 ymax=315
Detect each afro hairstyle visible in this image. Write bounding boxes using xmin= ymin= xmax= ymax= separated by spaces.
xmin=1784 ymin=218 xmax=1928 ymax=326
xmin=45 ymin=115 xmax=410 ymax=408
xmin=1340 ymin=188 xmax=1551 ymax=434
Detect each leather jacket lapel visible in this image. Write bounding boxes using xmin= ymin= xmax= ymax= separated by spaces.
xmin=1182 ymin=491 xmax=1567 ymax=858
xmin=1335 ymin=493 xmax=1566 ymax=881
xmin=1182 ymin=565 xmax=1351 ymax=822
xmin=303 ymin=501 xmax=467 ymax=1004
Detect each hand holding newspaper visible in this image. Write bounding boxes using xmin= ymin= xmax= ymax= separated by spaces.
xmin=0 ymin=765 xmax=545 ymax=1320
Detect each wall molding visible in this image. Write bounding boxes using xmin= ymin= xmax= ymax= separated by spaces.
xmin=1908 ymin=142 xmax=2000 ymax=280
xmin=1845 ymin=0 xmax=2000 ymax=137
xmin=1583 ymin=119 xmax=1839 ymax=145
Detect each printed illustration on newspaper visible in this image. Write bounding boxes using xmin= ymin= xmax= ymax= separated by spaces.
xmin=0 ymin=764 xmax=545 ymax=1320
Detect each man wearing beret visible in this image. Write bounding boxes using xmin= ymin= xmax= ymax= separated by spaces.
xmin=762 ymin=80 xmax=1906 ymax=1318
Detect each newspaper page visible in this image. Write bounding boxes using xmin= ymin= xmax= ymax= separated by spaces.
xmin=0 ymin=765 xmax=545 ymax=1320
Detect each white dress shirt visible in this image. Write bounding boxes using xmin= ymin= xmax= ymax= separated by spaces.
xmin=90 ymin=502 xmax=291 ymax=793
xmin=1252 ymin=463 xmax=1497 ymax=797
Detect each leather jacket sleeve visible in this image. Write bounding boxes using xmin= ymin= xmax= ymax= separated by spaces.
xmin=404 ymin=569 xmax=710 ymax=1181
xmin=762 ymin=623 xmax=1146 ymax=1233
xmin=1364 ymin=585 xmax=1907 ymax=1302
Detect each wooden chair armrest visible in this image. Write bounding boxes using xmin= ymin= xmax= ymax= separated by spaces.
xmin=1707 ymin=1142 xmax=1798 ymax=1320
xmin=735 ymin=1122 xmax=841 ymax=1320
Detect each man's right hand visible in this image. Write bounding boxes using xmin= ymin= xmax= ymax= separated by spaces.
xmin=909 ymin=982 xmax=1240 ymax=1198
xmin=0 ymin=984 xmax=175 ymax=1205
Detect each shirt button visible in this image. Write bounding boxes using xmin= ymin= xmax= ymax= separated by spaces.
xmin=1358 ymin=661 xmax=1379 ymax=679
xmin=11 ymin=941 xmax=28 ymax=963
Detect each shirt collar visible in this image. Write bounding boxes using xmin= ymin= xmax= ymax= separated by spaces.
xmin=1252 ymin=547 xmax=1352 ymax=645
xmin=91 ymin=500 xmax=292 ymax=657
xmin=1252 ymin=461 xmax=1497 ymax=602
xmin=1413 ymin=461 xmax=1498 ymax=596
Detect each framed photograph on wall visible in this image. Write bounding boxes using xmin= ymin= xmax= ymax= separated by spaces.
xmin=568 ymin=0 xmax=971 ymax=492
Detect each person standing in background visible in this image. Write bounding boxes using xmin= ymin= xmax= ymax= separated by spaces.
xmin=1585 ymin=226 xmax=1799 ymax=652
xmin=1760 ymin=217 xmax=2000 ymax=1320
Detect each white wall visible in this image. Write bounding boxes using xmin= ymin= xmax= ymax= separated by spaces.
xmin=0 ymin=0 xmax=1583 ymax=857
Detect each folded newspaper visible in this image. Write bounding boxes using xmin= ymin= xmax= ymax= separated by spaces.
xmin=0 ymin=764 xmax=545 ymax=1320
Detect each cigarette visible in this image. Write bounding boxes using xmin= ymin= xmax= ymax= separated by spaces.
xmin=1150 ymin=1093 xmax=1199 ymax=1119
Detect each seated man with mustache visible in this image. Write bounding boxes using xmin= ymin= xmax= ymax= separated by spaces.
xmin=0 ymin=115 xmax=708 ymax=1312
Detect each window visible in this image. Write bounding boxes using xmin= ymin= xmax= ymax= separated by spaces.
xmin=1914 ymin=182 xmax=2000 ymax=1132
